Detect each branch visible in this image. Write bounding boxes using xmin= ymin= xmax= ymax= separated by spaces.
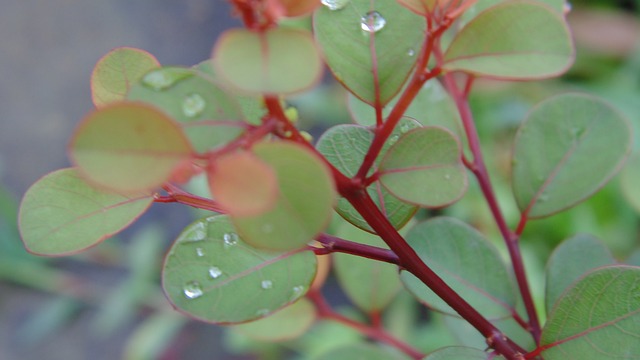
xmin=314 ymin=233 xmax=400 ymax=266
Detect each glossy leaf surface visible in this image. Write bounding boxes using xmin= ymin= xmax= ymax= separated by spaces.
xmin=316 ymin=124 xmax=418 ymax=231
xmin=333 ymin=223 xmax=401 ymax=312
xmin=545 ymin=234 xmax=616 ymax=313
xmin=234 ymin=298 xmax=316 ymax=341
xmin=400 ymin=217 xmax=517 ymax=319
xmin=213 ymin=28 xmax=322 ymax=95
xmin=314 ymin=0 xmax=425 ymax=105
xmin=232 ymin=142 xmax=336 ymax=251
xmin=162 ymin=215 xmax=316 ymax=324
xmin=444 ymin=0 xmax=574 ymax=79
xmin=19 ymin=168 xmax=152 ymax=255
xmin=128 ymin=66 xmax=246 ymax=152
xmin=379 ymin=127 xmax=467 ymax=207
xmin=541 ymin=266 xmax=640 ymax=359
xmin=512 ymin=93 xmax=631 ymax=219
xmin=91 ymin=47 xmax=160 ymax=108
xmin=69 ymin=102 xmax=193 ymax=193
xmin=208 ymin=151 xmax=279 ymax=217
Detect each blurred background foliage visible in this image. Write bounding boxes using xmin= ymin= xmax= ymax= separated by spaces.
xmin=1 ymin=1 xmax=639 ymax=359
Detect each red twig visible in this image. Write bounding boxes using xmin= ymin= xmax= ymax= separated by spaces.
xmin=314 ymin=233 xmax=400 ymax=266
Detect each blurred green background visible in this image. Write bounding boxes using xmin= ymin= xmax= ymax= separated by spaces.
xmin=1 ymin=1 xmax=639 ymax=359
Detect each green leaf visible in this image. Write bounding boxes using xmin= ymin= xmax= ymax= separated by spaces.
xmin=213 ymin=27 xmax=322 ymax=95
xmin=347 ymin=80 xmax=467 ymax=154
xmin=443 ymin=313 xmax=535 ymax=351
xmin=162 ymin=215 xmax=317 ymax=324
xmin=231 ymin=142 xmax=336 ymax=251
xmin=423 ymin=346 xmax=495 ymax=360
xmin=234 ymin=298 xmax=316 ymax=341
xmin=379 ymin=127 xmax=467 ymax=207
xmin=69 ymin=102 xmax=194 ymax=193
xmin=314 ymin=0 xmax=426 ymax=105
xmin=545 ymin=234 xmax=616 ymax=313
xmin=621 ymin=153 xmax=640 ymax=214
xmin=334 ymin=222 xmax=401 ymax=312
xmin=316 ymin=124 xmax=418 ymax=232
xmin=541 ymin=266 xmax=640 ymax=359
xmin=312 ymin=342 xmax=410 ymax=360
xmin=18 ymin=168 xmax=152 ymax=255
xmin=400 ymin=217 xmax=517 ymax=319
xmin=512 ymin=93 xmax=632 ymax=219
xmin=460 ymin=0 xmax=566 ymax=28
xmin=443 ymin=0 xmax=574 ymax=80
xmin=123 ymin=313 xmax=187 ymax=360
xmin=128 ymin=66 xmax=246 ymax=152
xmin=91 ymin=47 xmax=160 ymax=108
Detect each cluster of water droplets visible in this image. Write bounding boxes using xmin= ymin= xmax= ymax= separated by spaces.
xmin=223 ymin=231 xmax=239 ymax=247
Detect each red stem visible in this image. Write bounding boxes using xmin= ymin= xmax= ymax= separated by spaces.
xmin=314 ymin=233 xmax=400 ymax=266
xmin=437 ymin=54 xmax=541 ymax=342
xmin=307 ymin=290 xmax=424 ymax=360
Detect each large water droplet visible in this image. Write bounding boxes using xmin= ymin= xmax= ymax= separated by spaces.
xmin=261 ymin=280 xmax=273 ymax=289
xmin=208 ymin=266 xmax=222 ymax=279
xmin=182 ymin=93 xmax=206 ymax=118
xmin=183 ymin=281 xmax=203 ymax=299
xmin=196 ymin=247 xmax=205 ymax=257
xmin=141 ymin=68 xmax=191 ymax=91
xmin=321 ymin=0 xmax=350 ymax=10
xmin=361 ymin=11 xmax=386 ymax=33
xmin=223 ymin=232 xmax=239 ymax=247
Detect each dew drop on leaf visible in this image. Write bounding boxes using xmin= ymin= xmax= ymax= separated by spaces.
xmin=361 ymin=11 xmax=386 ymax=33
xmin=321 ymin=0 xmax=350 ymax=11
xmin=291 ymin=285 xmax=305 ymax=300
xmin=539 ymin=194 xmax=550 ymax=203
xmin=182 ymin=93 xmax=206 ymax=118
xmin=183 ymin=281 xmax=203 ymax=299
xmin=407 ymin=48 xmax=415 ymax=57
xmin=196 ymin=247 xmax=205 ymax=257
xmin=256 ymin=309 xmax=270 ymax=316
xmin=261 ymin=280 xmax=273 ymax=289
xmin=189 ymin=222 xmax=206 ymax=242
xmin=223 ymin=232 xmax=239 ymax=247
xmin=141 ymin=68 xmax=190 ymax=91
xmin=208 ymin=266 xmax=223 ymax=279
xmin=388 ymin=135 xmax=399 ymax=145
xmin=444 ymin=174 xmax=451 ymax=180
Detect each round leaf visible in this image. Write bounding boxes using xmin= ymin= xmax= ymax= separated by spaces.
xmin=443 ymin=0 xmax=574 ymax=80
xmin=312 ymin=343 xmax=409 ymax=360
xmin=334 ymin=223 xmax=401 ymax=312
xmin=231 ymin=142 xmax=336 ymax=251
xmin=400 ymin=217 xmax=518 ymax=319
xmin=541 ymin=266 xmax=640 ymax=359
xmin=91 ymin=47 xmax=160 ymax=108
xmin=316 ymin=124 xmax=418 ymax=232
xmin=19 ymin=168 xmax=152 ymax=256
xmin=512 ymin=93 xmax=632 ymax=219
xmin=424 ymin=346 xmax=495 ymax=360
xmin=234 ymin=298 xmax=316 ymax=341
xmin=162 ymin=215 xmax=317 ymax=324
xmin=69 ymin=102 xmax=194 ymax=193
xmin=545 ymin=234 xmax=616 ymax=313
xmin=379 ymin=127 xmax=467 ymax=208
xmin=621 ymin=153 xmax=640 ymax=214
xmin=213 ymin=27 xmax=322 ymax=95
xmin=128 ymin=66 xmax=246 ymax=152
xmin=208 ymin=151 xmax=279 ymax=217
xmin=314 ymin=0 xmax=426 ymax=105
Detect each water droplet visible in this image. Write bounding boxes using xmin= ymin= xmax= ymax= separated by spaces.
xmin=183 ymin=281 xmax=203 ymax=299
xmin=291 ymin=285 xmax=305 ymax=300
xmin=407 ymin=48 xmax=415 ymax=57
xmin=223 ymin=232 xmax=239 ymax=247
xmin=400 ymin=123 xmax=411 ymax=133
xmin=444 ymin=174 xmax=451 ymax=180
xmin=262 ymin=224 xmax=274 ymax=234
xmin=388 ymin=135 xmax=399 ymax=145
xmin=190 ymin=222 xmax=206 ymax=242
xmin=261 ymin=280 xmax=273 ymax=289
xmin=256 ymin=309 xmax=270 ymax=316
xmin=539 ymin=194 xmax=549 ymax=203
xmin=321 ymin=0 xmax=349 ymax=10
xmin=196 ymin=247 xmax=205 ymax=257
xmin=182 ymin=93 xmax=206 ymax=118
xmin=141 ymin=68 xmax=191 ymax=91
xmin=361 ymin=11 xmax=386 ymax=33
xmin=208 ymin=266 xmax=222 ymax=279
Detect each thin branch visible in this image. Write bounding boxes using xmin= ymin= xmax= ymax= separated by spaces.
xmin=307 ymin=290 xmax=424 ymax=360
xmin=314 ymin=233 xmax=400 ymax=266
